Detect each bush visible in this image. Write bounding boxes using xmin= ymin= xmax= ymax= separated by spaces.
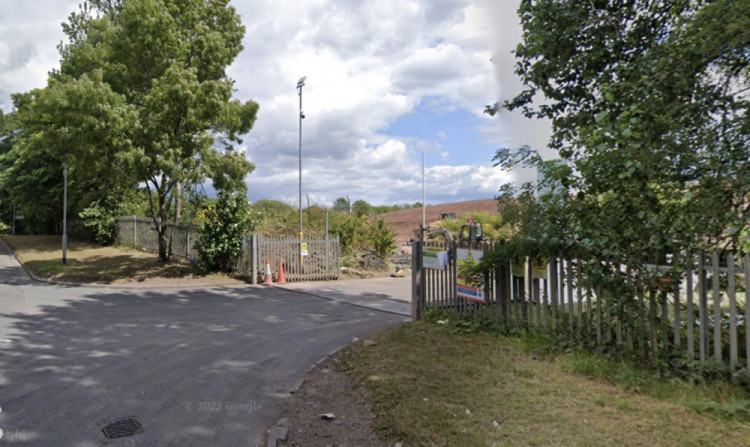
xmin=330 ymin=213 xmax=397 ymax=259
xmin=368 ymin=217 xmax=396 ymax=258
xmin=79 ymin=203 xmax=116 ymax=245
xmin=330 ymin=213 xmax=363 ymax=255
xmin=195 ymin=192 xmax=259 ymax=274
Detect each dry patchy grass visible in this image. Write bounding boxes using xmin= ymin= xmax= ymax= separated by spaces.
xmin=2 ymin=235 xmax=244 ymax=286
xmin=344 ymin=323 xmax=750 ymax=447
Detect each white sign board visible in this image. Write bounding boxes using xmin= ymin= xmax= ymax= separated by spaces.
xmin=423 ymin=249 xmax=448 ymax=270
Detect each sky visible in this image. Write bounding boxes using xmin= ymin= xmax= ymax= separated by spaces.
xmin=0 ymin=0 xmax=552 ymax=207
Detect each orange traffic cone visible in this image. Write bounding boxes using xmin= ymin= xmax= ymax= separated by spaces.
xmin=277 ymin=258 xmax=286 ymax=284
xmin=263 ymin=258 xmax=273 ymax=285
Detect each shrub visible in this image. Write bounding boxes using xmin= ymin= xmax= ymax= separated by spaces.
xmin=79 ymin=203 xmax=116 ymax=245
xmin=368 ymin=217 xmax=396 ymax=258
xmin=330 ymin=213 xmax=363 ymax=255
xmin=330 ymin=213 xmax=397 ymax=259
xmin=196 ymin=192 xmax=259 ymax=274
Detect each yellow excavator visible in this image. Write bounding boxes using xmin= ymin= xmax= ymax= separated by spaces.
xmin=427 ymin=219 xmax=484 ymax=248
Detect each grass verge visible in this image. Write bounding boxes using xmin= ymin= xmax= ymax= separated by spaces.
xmin=1 ymin=235 xmax=243 ymax=285
xmin=342 ymin=322 xmax=750 ymax=447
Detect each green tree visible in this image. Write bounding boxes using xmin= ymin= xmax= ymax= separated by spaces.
xmin=55 ymin=0 xmax=259 ymax=260
xmin=1 ymin=74 xmax=138 ymax=234
xmin=332 ymin=197 xmax=351 ymax=213
xmin=0 ymin=108 xmax=18 ymax=229
xmin=352 ymin=200 xmax=373 ymax=218
xmin=480 ymin=0 xmax=750 ymax=340
xmin=496 ymin=0 xmax=750 ymax=262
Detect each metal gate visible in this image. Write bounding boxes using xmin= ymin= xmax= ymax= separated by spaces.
xmin=244 ymin=235 xmax=340 ymax=283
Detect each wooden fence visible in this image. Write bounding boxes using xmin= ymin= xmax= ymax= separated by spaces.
xmin=412 ymin=241 xmax=750 ymax=369
xmin=240 ymin=235 xmax=340 ymax=283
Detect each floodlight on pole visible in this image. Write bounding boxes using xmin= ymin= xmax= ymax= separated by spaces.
xmin=297 ymin=76 xmax=306 ymax=238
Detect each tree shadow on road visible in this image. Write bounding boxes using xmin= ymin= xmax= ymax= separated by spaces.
xmin=0 ymin=285 xmax=404 ymax=446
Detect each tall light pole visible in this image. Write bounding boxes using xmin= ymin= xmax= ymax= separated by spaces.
xmin=422 ymin=151 xmax=426 ymax=231
xmin=297 ymin=76 xmax=306 ymax=238
xmin=62 ymin=163 xmax=68 ymax=265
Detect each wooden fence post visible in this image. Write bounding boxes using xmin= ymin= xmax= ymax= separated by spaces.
xmin=550 ymin=257 xmax=558 ymax=330
xmin=673 ymin=253 xmax=681 ymax=348
xmin=526 ymin=257 xmax=533 ymax=326
xmin=727 ymin=253 xmax=738 ymax=368
xmin=745 ymin=254 xmax=750 ymax=371
xmin=567 ymin=258 xmax=574 ymax=333
xmin=712 ymin=252 xmax=722 ymax=363
xmin=686 ymin=255 xmax=694 ymax=360
xmin=411 ymin=241 xmax=423 ymax=322
xmin=577 ymin=260 xmax=583 ymax=339
xmin=699 ymin=251 xmax=708 ymax=361
xmin=625 ymin=265 xmax=634 ymax=350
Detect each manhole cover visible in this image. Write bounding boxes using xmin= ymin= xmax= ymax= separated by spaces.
xmin=102 ymin=417 xmax=143 ymax=439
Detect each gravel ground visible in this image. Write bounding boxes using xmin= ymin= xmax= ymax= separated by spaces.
xmin=280 ymin=348 xmax=394 ymax=447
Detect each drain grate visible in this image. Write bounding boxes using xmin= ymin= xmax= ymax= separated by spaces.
xmin=102 ymin=417 xmax=143 ymax=439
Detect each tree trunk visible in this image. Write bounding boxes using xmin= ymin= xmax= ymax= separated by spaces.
xmin=158 ymin=192 xmax=169 ymax=261
xmin=175 ymin=182 xmax=182 ymax=225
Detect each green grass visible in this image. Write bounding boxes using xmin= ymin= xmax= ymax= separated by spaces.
xmin=342 ymin=322 xmax=750 ymax=447
xmin=557 ymin=350 xmax=750 ymax=420
xmin=2 ymin=235 xmax=243 ymax=285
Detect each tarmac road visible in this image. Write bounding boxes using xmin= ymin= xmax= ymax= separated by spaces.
xmin=0 ymin=241 xmax=406 ymax=446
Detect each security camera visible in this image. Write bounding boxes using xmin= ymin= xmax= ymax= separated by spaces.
xmin=300 ymin=111 xmax=306 ymax=119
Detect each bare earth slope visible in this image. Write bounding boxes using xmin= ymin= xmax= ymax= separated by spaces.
xmin=380 ymin=198 xmax=499 ymax=245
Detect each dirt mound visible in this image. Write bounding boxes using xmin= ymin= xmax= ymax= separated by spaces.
xmin=380 ymin=199 xmax=499 ymax=246
xmin=357 ymin=252 xmax=389 ymax=271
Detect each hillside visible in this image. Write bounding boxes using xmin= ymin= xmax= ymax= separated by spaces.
xmin=380 ymin=199 xmax=499 ymax=246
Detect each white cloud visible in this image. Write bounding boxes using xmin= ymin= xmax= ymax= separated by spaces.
xmin=0 ymin=0 xmax=80 ymax=109
xmin=1 ymin=0 xmax=516 ymax=206
xmin=485 ymin=0 xmax=555 ymax=184
xmin=230 ymin=0 xmax=507 ymax=206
